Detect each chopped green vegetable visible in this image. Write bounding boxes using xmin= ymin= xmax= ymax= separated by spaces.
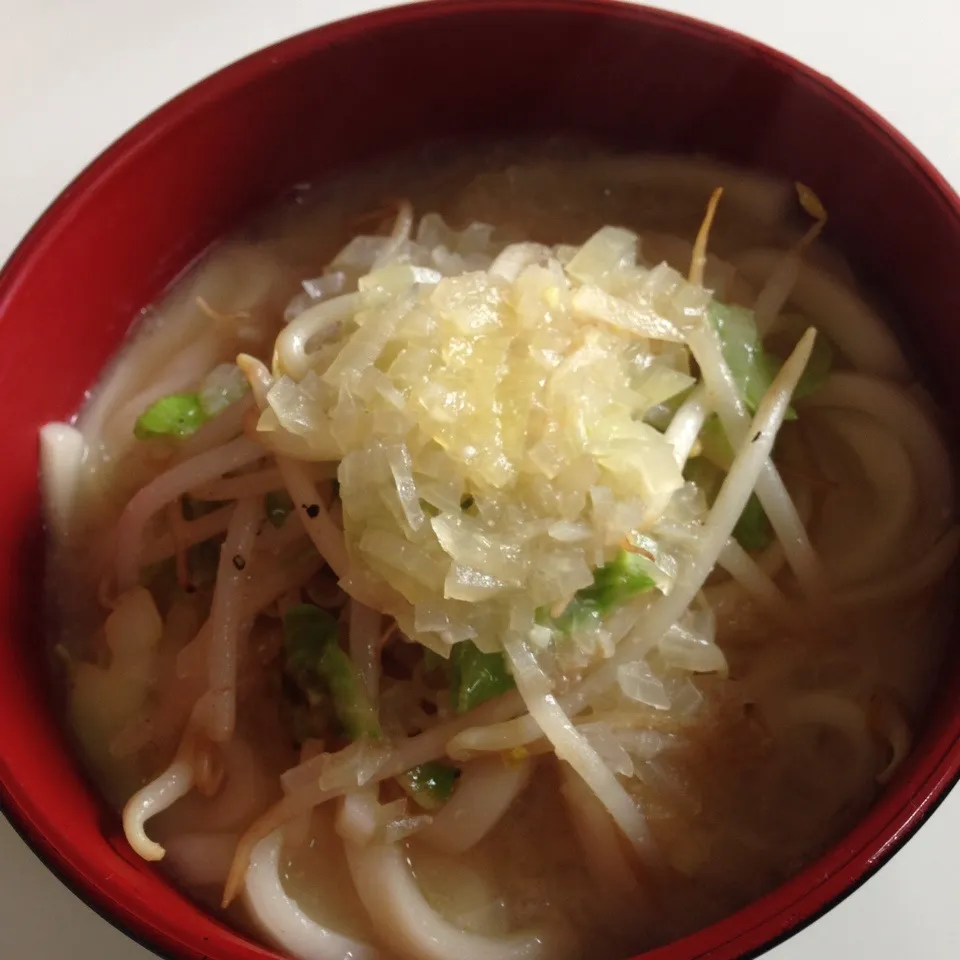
xmin=134 ymin=393 xmax=208 ymax=440
xmin=553 ymin=549 xmax=657 ymax=632
xmin=265 ymin=490 xmax=295 ymax=529
xmin=710 ymin=301 xmax=831 ymax=419
xmin=319 ymin=642 xmax=381 ymax=740
xmin=398 ymin=761 xmax=461 ymax=810
xmin=450 ymin=640 xmax=515 ymax=714
xmin=708 ymin=302 xmax=781 ymax=416
xmin=282 ymin=604 xmax=380 ymax=739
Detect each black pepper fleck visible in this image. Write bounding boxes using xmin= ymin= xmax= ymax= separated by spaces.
xmin=232 ymin=555 xmax=247 ymax=571
xmin=304 ymin=503 xmax=320 ymax=519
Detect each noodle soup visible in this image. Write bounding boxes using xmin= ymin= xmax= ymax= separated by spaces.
xmin=42 ymin=143 xmax=957 ymax=960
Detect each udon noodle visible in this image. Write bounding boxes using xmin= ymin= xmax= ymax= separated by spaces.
xmin=42 ymin=144 xmax=957 ymax=960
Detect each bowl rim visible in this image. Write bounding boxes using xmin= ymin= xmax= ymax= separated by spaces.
xmin=3 ymin=2 xmax=960 ymax=959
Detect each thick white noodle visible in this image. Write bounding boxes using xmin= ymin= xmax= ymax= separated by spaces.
xmin=344 ymin=794 xmax=565 ymax=960
xmin=763 ymin=691 xmax=875 ymax=797
xmin=39 ymin=422 xmax=86 ymax=547
xmin=243 ymin=829 xmax=380 ymax=960
xmin=817 ymin=409 xmax=917 ymax=584
xmin=873 ymin=695 xmax=912 ymax=785
xmin=803 ymin=372 xmax=953 ymax=549
xmin=834 ymin=526 xmax=960 ymax=608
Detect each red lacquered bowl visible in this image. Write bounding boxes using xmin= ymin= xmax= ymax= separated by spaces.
xmin=2 ymin=2 xmax=959 ymax=958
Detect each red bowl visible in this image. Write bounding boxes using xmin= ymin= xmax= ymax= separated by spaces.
xmin=2 ymin=2 xmax=959 ymax=958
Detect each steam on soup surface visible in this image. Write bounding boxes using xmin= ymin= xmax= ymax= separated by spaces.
xmin=42 ymin=142 xmax=957 ymax=960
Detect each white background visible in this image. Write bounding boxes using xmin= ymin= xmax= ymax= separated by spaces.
xmin=1 ymin=1 xmax=957 ymax=957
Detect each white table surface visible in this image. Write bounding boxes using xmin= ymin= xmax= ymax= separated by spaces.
xmin=1 ymin=1 xmax=958 ymax=957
